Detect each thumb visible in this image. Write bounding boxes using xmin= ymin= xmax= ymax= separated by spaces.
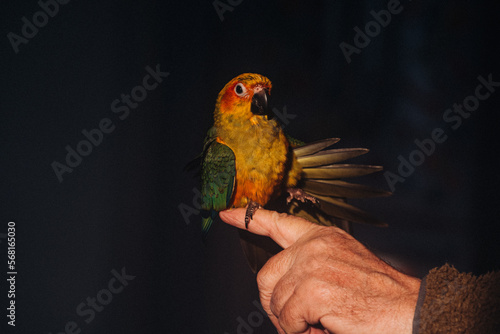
xmin=219 ymin=208 xmax=318 ymax=249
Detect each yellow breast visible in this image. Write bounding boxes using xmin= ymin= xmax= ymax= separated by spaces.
xmin=218 ymin=115 xmax=290 ymax=207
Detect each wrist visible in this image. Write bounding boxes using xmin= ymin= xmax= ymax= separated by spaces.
xmin=388 ymin=274 xmax=421 ymax=334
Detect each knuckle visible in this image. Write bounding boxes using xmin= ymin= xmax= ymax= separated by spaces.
xmin=256 ymin=255 xmax=283 ymax=288
xmin=278 ymin=309 xmax=295 ymax=332
xmin=256 ymin=266 xmax=270 ymax=288
xmin=312 ymin=280 xmax=335 ymax=304
xmin=302 ymin=232 xmax=334 ymax=255
xmin=270 ymin=210 xmax=288 ymax=225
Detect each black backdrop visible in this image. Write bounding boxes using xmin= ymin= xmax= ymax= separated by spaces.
xmin=1 ymin=0 xmax=499 ymax=333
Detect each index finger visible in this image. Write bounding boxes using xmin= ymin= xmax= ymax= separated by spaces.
xmin=219 ymin=208 xmax=318 ymax=249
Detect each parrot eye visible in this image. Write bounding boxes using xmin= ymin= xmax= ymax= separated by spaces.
xmin=234 ymin=83 xmax=247 ymax=97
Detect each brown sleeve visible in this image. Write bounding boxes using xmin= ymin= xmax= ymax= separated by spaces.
xmin=413 ymin=263 xmax=500 ymax=333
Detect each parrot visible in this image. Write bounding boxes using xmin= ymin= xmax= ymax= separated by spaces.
xmin=197 ymin=73 xmax=390 ymax=272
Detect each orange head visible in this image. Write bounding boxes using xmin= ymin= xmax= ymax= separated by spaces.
xmin=214 ymin=73 xmax=272 ymax=127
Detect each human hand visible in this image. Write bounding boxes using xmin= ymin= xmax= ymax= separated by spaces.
xmin=219 ymin=208 xmax=421 ymax=334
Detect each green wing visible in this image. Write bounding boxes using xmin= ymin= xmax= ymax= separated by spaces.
xmin=201 ymin=138 xmax=236 ymax=237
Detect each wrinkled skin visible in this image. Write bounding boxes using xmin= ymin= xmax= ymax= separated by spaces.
xmin=220 ymin=208 xmax=421 ymax=334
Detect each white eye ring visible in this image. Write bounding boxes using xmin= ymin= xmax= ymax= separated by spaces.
xmin=234 ymin=83 xmax=247 ymax=97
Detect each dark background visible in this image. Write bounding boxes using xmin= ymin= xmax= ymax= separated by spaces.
xmin=1 ymin=0 xmax=499 ymax=333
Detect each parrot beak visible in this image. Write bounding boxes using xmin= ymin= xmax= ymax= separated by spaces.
xmin=251 ymin=88 xmax=270 ymax=117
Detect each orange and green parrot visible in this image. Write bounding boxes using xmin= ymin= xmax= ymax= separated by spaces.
xmin=199 ymin=73 xmax=390 ymax=272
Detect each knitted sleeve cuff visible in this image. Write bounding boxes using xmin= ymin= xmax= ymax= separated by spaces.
xmin=412 ymin=263 xmax=500 ymax=334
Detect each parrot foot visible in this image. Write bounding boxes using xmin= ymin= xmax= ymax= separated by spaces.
xmin=245 ymin=201 xmax=262 ymax=229
xmin=286 ymin=188 xmax=319 ymax=205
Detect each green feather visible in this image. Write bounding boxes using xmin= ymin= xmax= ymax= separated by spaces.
xmin=201 ymin=134 xmax=236 ymax=237
xmin=286 ymin=134 xmax=305 ymax=148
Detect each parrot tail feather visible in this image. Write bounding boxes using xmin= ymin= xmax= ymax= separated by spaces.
xmin=291 ymin=138 xmax=391 ymax=229
xmin=310 ymin=194 xmax=387 ymax=227
xmin=293 ymin=138 xmax=340 ymax=157
xmin=302 ymin=164 xmax=383 ymax=179
xmin=297 ymin=148 xmax=369 ymax=167
xmin=302 ymin=180 xmax=392 ymax=198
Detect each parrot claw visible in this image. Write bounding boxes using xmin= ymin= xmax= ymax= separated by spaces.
xmin=286 ymin=188 xmax=320 ymax=205
xmin=245 ymin=201 xmax=262 ymax=228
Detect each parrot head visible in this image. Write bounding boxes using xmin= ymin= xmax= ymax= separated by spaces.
xmin=214 ymin=73 xmax=273 ymax=126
